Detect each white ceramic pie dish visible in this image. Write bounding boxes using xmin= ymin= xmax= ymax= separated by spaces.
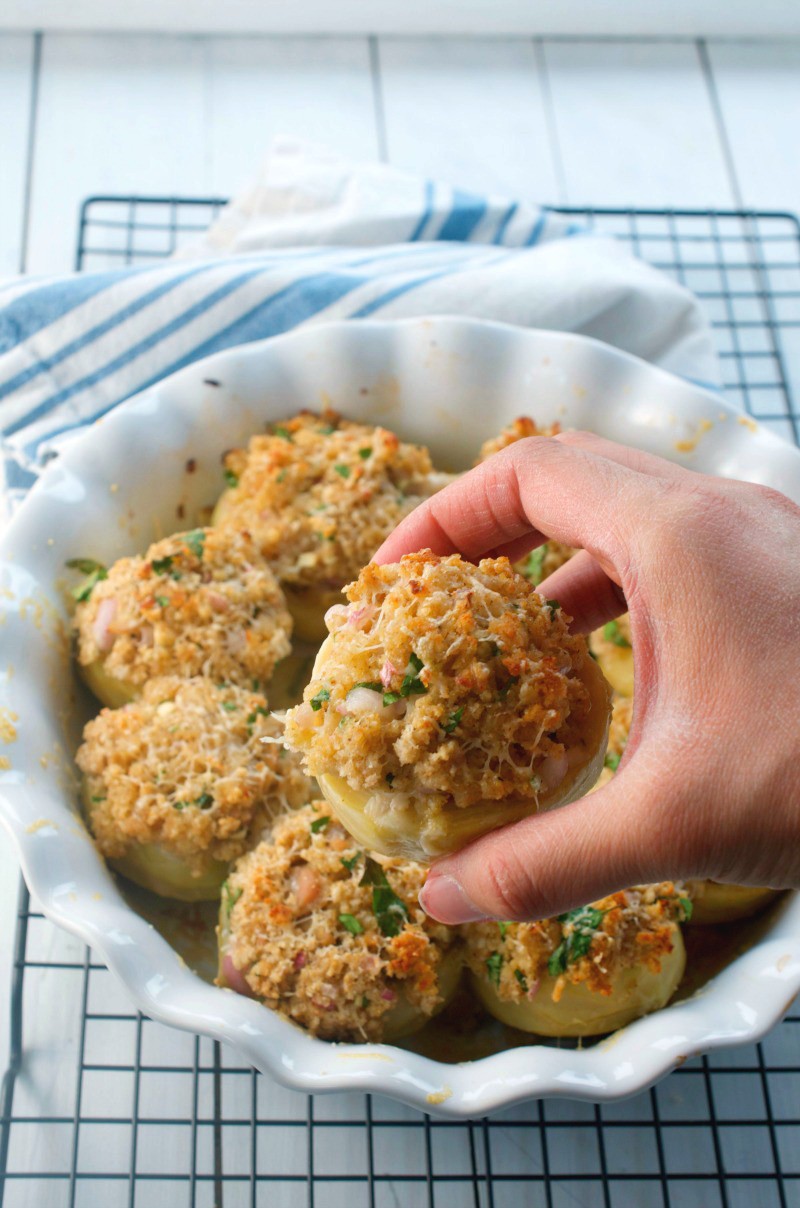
xmin=1 ymin=316 xmax=798 ymax=1119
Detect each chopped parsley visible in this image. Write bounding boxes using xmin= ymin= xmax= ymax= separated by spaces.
xmin=400 ymin=652 xmax=427 ymax=698
xmin=276 ymin=469 xmax=288 ymax=483
xmin=310 ymin=815 xmax=330 ymax=834
xmin=341 ymin=852 xmax=362 ymax=872
xmin=514 ymin=968 xmax=529 ymax=993
xmin=151 ymin=555 xmax=180 ymax=578
xmin=173 ymin=792 xmax=214 ymax=811
xmin=221 ymin=701 xmax=238 ymax=712
xmin=679 ymin=896 xmax=694 ymax=921
xmin=358 ymin=447 xmax=372 ymax=459
xmin=90 ymin=795 xmax=106 ymax=803
xmin=184 ymin=529 xmax=206 ymax=560
xmin=310 ymin=686 xmax=330 ymax=711
xmin=497 ymin=674 xmax=519 ymax=701
xmin=222 ymin=881 xmax=242 ymax=914
xmin=65 ymin=557 xmax=108 ymax=602
xmin=522 ymin=547 xmax=546 ymax=586
xmin=273 ymin=425 xmax=294 ymax=441
xmin=361 ymin=995 xmax=369 ymax=1008
xmin=497 ymin=921 xmax=509 ymax=939
xmin=548 ymin=905 xmax=606 ymax=977
xmin=223 ymin=467 xmax=239 ymax=488
xmin=155 ymin=595 xmax=169 ymax=608
xmin=441 ymin=706 xmax=464 ymax=734
xmin=382 ymin=691 xmax=402 ymax=706
xmin=317 ymin=423 xmax=336 ymax=435
xmin=603 ymin=620 xmax=631 ymax=649
xmin=604 ymin=751 xmax=621 ymax=772
xmin=353 ymin=680 xmax=383 ymax=693
xmin=486 ymin=952 xmax=503 ymax=987
xmin=339 ymin=913 xmax=364 ymax=936
xmin=360 ymin=856 xmax=409 ymax=937
xmin=545 ymin=599 xmax=560 ymax=619
xmin=246 ymin=706 xmax=269 ymax=735
xmin=333 ymin=463 xmax=351 ymax=478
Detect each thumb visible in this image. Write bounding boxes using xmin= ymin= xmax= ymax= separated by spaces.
xmin=418 ymin=769 xmax=681 ymax=923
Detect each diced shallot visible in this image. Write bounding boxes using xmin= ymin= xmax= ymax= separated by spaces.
xmin=92 ymin=597 xmax=118 ymax=653
xmin=380 ymin=988 xmax=397 ymax=1002
xmin=540 ymin=752 xmax=569 ymax=792
xmin=345 ymin=687 xmax=405 ymax=722
xmin=380 ymin=659 xmax=398 ymax=689
xmin=293 ymin=951 xmax=307 ymax=971
xmin=290 ymin=863 xmax=321 ymax=909
xmin=207 ymin=590 xmax=230 ymax=613
xmin=347 ymin=603 xmax=376 ymax=630
xmin=139 ymin=624 xmax=154 ymax=648
xmin=221 ymin=953 xmax=255 ymax=997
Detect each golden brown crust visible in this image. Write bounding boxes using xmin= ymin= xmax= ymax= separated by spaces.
xmin=219 ymin=803 xmax=458 ymax=1040
xmin=284 ymin=550 xmax=597 ymax=810
xmin=74 ymin=527 xmax=291 ymax=691
xmin=464 ymin=883 xmax=689 ymax=1005
xmin=476 ymin=415 xmax=561 ymax=461
xmin=216 ymin=411 xmax=447 ymax=589
xmin=77 ymin=677 xmax=311 ymax=875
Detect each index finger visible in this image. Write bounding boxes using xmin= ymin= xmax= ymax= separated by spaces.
xmin=374 ymin=436 xmax=652 ymax=571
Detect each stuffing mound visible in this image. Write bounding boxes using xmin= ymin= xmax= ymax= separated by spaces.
xmin=74 ymin=527 xmax=291 ymax=690
xmin=465 ymin=884 xmax=691 ymax=1005
xmin=218 ymin=803 xmax=459 ymax=1041
xmin=284 ymin=550 xmax=596 ymax=809
xmin=216 ymin=411 xmax=450 ymax=588
xmin=77 ymin=677 xmax=311 ymax=875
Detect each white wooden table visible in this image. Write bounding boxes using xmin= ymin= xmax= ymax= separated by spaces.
xmin=0 ymin=29 xmax=798 ymax=1203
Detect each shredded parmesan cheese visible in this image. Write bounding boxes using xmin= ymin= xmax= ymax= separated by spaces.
xmin=219 ymin=803 xmax=459 ymax=1041
xmin=77 ymin=677 xmax=311 ymax=875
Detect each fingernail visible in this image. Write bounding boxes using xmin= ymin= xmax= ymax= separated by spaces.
xmin=419 ymin=874 xmax=488 ymax=924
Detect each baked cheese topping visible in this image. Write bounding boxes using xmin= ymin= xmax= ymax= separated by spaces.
xmin=219 ymin=803 xmax=457 ymax=1041
xmin=216 ymin=411 xmax=448 ymax=588
xmin=77 ymin=677 xmax=311 ymax=874
xmin=465 ymin=883 xmax=690 ymax=1004
xmin=476 ymin=415 xmax=561 ymax=460
xmin=74 ymin=527 xmax=292 ymax=689
xmin=284 ymin=550 xmax=593 ymax=809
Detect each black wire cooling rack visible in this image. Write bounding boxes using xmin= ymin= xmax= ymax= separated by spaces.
xmin=0 ymin=199 xmax=798 ymax=1208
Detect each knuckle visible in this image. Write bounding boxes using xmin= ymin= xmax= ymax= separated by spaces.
xmin=478 ymin=845 xmax=539 ymax=921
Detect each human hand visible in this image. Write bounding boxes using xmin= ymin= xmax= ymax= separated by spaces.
xmin=374 ymin=432 xmax=800 ymax=923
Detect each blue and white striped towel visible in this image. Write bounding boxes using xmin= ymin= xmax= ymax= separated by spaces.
xmin=0 ymin=138 xmax=717 ymax=520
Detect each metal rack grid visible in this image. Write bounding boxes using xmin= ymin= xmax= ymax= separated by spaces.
xmin=0 ymin=198 xmax=798 ymax=1208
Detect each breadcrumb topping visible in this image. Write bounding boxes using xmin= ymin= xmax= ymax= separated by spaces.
xmin=218 ymin=803 xmax=458 ymax=1041
xmin=216 ymin=411 xmax=448 ymax=588
xmin=465 ymin=883 xmax=690 ymax=1004
xmin=476 ymin=415 xmax=561 ymax=460
xmin=284 ymin=550 xmax=595 ymax=809
xmin=74 ymin=527 xmax=291 ymax=690
xmin=77 ymin=677 xmax=311 ymax=875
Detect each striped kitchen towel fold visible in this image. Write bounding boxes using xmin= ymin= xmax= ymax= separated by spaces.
xmin=0 ymin=137 xmax=717 ymax=518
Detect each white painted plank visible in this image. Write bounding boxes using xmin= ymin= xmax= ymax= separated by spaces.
xmin=3 ymin=0 xmax=800 ymax=37
xmin=543 ymin=40 xmax=735 ymax=208
xmin=378 ymin=37 xmax=560 ymax=202
xmin=204 ymin=37 xmax=378 ymax=198
xmin=708 ymin=41 xmax=800 ymax=212
xmin=0 ymin=35 xmax=34 ymax=278
xmin=27 ymin=34 xmax=208 ymax=275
